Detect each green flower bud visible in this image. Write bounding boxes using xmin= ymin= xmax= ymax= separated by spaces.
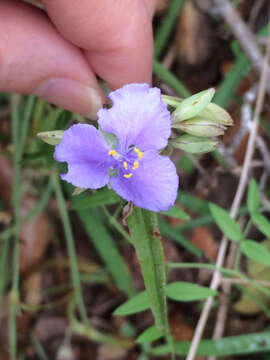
xmin=172 ymin=88 xmax=215 ymax=123
xmin=199 ymin=102 xmax=233 ymax=126
xmin=37 ymin=130 xmax=64 ymax=145
xmin=173 ymin=117 xmax=226 ymax=137
xmin=72 ymin=187 xmax=87 ymax=196
xmin=170 ymin=134 xmax=218 ymax=154
xmin=162 ymin=95 xmax=182 ymax=108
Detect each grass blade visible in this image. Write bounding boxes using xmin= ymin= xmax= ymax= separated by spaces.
xmin=154 ymin=0 xmax=184 ymax=58
xmin=52 ymin=173 xmax=88 ymax=324
xmin=78 ymin=209 xmax=135 ymax=297
xmin=151 ymin=331 xmax=270 ymax=357
xmin=127 ymin=208 xmax=168 ymax=333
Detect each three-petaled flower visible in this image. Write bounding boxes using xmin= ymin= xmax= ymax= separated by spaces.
xmin=54 ymin=83 xmax=179 ymax=212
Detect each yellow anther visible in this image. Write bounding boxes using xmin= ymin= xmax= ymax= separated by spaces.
xmin=108 ymin=150 xmax=117 ymax=156
xmin=124 ymin=173 xmax=133 ymax=179
xmin=134 ymin=147 xmax=143 ymax=159
xmin=133 ymin=161 xmax=139 ymax=170
xmin=123 ymin=161 xmax=128 ymax=170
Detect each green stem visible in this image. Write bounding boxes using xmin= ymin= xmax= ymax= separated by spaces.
xmin=153 ymin=60 xmax=191 ymax=98
xmin=9 ymin=95 xmax=22 ymax=360
xmin=52 ymin=173 xmax=88 ymax=324
xmin=154 ymin=0 xmax=184 ymax=58
xmin=102 ymin=206 xmax=132 ymax=243
xmin=127 ymin=208 xmax=174 ymax=354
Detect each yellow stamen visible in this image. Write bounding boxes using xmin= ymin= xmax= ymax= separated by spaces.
xmin=108 ymin=150 xmax=117 ymax=156
xmin=134 ymin=147 xmax=143 ymax=159
xmin=124 ymin=173 xmax=133 ymax=179
xmin=123 ymin=161 xmax=128 ymax=170
xmin=133 ymin=161 xmax=139 ymax=170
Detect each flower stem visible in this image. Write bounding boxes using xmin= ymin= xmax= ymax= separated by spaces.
xmin=127 ymin=207 xmax=174 ymax=356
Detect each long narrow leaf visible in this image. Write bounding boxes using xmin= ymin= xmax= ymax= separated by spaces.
xmin=127 ymin=208 xmax=168 ymax=334
xmin=78 ymin=209 xmax=135 ymax=297
xmin=152 ymin=331 xmax=270 ymax=357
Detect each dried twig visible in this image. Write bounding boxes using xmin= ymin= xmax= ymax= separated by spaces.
xmin=186 ymin=14 xmax=270 ymax=360
xmin=221 ymin=277 xmax=270 ymax=288
xmin=194 ymin=0 xmax=270 ymax=94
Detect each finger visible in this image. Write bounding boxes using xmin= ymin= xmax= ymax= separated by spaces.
xmin=0 ymin=0 xmax=103 ymax=118
xmin=42 ymin=0 xmax=156 ymax=89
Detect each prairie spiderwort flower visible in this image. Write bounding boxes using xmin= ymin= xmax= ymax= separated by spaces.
xmin=54 ymin=83 xmax=179 ymax=212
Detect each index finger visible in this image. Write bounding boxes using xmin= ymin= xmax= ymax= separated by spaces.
xmin=42 ymin=0 xmax=156 ymax=89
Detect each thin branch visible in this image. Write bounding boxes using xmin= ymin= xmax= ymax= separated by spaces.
xmin=186 ymin=15 xmax=270 ymax=360
xmin=221 ymin=277 xmax=270 ymax=288
xmin=214 ymin=0 xmax=270 ymax=87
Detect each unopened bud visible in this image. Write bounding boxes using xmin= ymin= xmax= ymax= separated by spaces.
xmin=170 ymin=134 xmax=218 ymax=154
xmin=72 ymin=187 xmax=86 ymax=196
xmin=173 ymin=117 xmax=226 ymax=137
xmin=162 ymin=95 xmax=182 ymax=108
xmin=199 ymin=102 xmax=233 ymax=126
xmin=37 ymin=130 xmax=64 ymax=145
xmin=172 ymin=88 xmax=215 ymax=123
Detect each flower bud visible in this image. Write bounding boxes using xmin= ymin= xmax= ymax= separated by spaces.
xmin=162 ymin=95 xmax=182 ymax=108
xmin=173 ymin=117 xmax=226 ymax=137
xmin=199 ymin=102 xmax=233 ymax=126
xmin=37 ymin=130 xmax=63 ymax=145
xmin=172 ymin=88 xmax=215 ymax=123
xmin=170 ymin=134 xmax=218 ymax=154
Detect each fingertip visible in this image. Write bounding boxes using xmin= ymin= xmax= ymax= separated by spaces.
xmin=35 ymin=78 xmax=103 ymax=119
xmin=0 ymin=0 xmax=104 ymax=117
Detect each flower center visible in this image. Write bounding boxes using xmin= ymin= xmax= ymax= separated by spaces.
xmin=108 ymin=146 xmax=144 ymax=179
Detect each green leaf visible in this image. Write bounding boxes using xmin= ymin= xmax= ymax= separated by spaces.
xmin=78 ymin=209 xmax=135 ymax=297
xmin=247 ymin=179 xmax=259 ymax=214
xmin=209 ymin=203 xmax=243 ymax=242
xmin=37 ymin=130 xmax=64 ymax=145
xmin=127 ymin=208 xmax=168 ymax=334
xmin=251 ymin=213 xmax=270 ymax=238
xmin=179 ymin=192 xmax=209 ymax=215
xmin=114 ymin=291 xmax=150 ymax=316
xmin=171 ymin=135 xmax=218 ymax=154
xmin=136 ymin=325 xmax=163 ymax=344
xmin=72 ymin=187 xmax=121 ymax=210
xmin=151 ymin=331 xmax=270 ymax=357
xmin=241 ymin=240 xmax=270 ymax=267
xmin=161 ymin=206 xmax=190 ymax=220
xmin=166 ymin=282 xmax=217 ymax=302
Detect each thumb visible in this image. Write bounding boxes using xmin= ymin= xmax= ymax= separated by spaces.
xmin=0 ymin=1 xmax=103 ymax=118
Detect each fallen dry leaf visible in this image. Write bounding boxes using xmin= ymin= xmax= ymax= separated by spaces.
xmin=176 ymin=0 xmax=212 ymax=66
xmin=0 ymin=154 xmax=13 ymax=208
xmin=170 ymin=312 xmax=193 ymax=341
xmin=23 ymin=271 xmax=42 ymax=307
xmin=156 ymin=0 xmax=169 ymax=13
xmin=20 ymin=196 xmax=51 ymax=275
xmin=191 ymin=226 xmax=217 ymax=261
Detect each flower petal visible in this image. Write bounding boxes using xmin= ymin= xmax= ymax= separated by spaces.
xmin=98 ymin=83 xmax=171 ymax=152
xmin=110 ymin=151 xmax=179 ymax=211
xmin=54 ymin=124 xmax=111 ymax=189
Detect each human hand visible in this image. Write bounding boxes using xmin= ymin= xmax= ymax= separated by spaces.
xmin=0 ymin=0 xmax=156 ymax=118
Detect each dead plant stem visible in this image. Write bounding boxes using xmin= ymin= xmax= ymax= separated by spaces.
xmin=186 ymin=14 xmax=270 ymax=360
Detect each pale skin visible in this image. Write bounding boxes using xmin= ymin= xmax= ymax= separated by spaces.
xmin=0 ymin=0 xmax=157 ymax=118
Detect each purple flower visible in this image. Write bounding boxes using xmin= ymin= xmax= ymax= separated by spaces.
xmin=54 ymin=83 xmax=179 ymax=212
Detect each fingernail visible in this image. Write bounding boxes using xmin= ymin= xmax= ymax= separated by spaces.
xmin=35 ymin=78 xmax=103 ymax=119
